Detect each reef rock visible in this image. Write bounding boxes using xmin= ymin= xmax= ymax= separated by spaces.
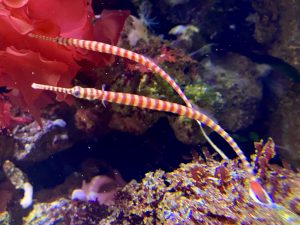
xmin=270 ymin=88 xmax=300 ymax=167
xmin=22 ymin=139 xmax=300 ymax=224
xmin=250 ymin=1 xmax=300 ymax=72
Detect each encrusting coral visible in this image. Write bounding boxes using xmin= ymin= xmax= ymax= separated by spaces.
xmin=22 ymin=139 xmax=300 ymax=224
xmin=2 ymin=160 xmax=33 ymax=209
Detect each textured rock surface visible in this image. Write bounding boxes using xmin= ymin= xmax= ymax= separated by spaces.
xmin=197 ymin=53 xmax=266 ymax=132
xmin=270 ymin=88 xmax=300 ymax=167
xmin=0 ymin=118 xmax=72 ymax=163
xmin=251 ymin=1 xmax=300 ymax=72
xmin=20 ymin=140 xmax=300 ymax=224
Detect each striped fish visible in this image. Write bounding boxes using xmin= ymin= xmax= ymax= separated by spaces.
xmin=29 ymin=33 xmax=273 ymax=207
xmin=31 ymin=83 xmax=272 ymax=207
xmin=28 ymin=33 xmax=227 ymax=160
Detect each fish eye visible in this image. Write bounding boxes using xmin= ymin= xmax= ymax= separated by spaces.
xmin=73 ymin=87 xmax=81 ymax=97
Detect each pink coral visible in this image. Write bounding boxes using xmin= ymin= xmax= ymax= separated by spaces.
xmin=0 ymin=0 xmax=129 ymax=121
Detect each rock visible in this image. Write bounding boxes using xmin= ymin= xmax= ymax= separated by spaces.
xmin=251 ymin=1 xmax=300 ymax=73
xmin=270 ymin=89 xmax=300 ymax=167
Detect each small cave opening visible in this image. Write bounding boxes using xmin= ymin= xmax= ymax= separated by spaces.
xmin=23 ymin=118 xmax=192 ymax=192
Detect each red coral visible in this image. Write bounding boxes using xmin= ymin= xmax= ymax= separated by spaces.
xmin=0 ymin=0 xmax=129 ymax=121
xmin=0 ymin=100 xmax=13 ymax=130
xmin=0 ymin=98 xmax=31 ymax=131
xmin=124 ymin=46 xmax=178 ymax=74
xmin=2 ymin=0 xmax=28 ymax=8
xmin=92 ymin=10 xmax=131 ymax=66
xmin=253 ymin=138 xmax=276 ymax=179
xmin=156 ymin=46 xmax=178 ymax=64
xmin=0 ymin=47 xmax=70 ymax=122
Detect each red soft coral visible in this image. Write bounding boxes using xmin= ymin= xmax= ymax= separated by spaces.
xmin=0 ymin=100 xmax=14 ymax=130
xmin=2 ymin=0 xmax=29 ymax=8
xmin=27 ymin=0 xmax=92 ymax=38
xmin=0 ymin=47 xmax=71 ymax=122
xmin=0 ymin=0 xmax=129 ymax=122
xmin=1 ymin=0 xmax=129 ymax=68
xmin=91 ymin=9 xmax=131 ymax=66
xmin=0 ymin=98 xmax=31 ymax=131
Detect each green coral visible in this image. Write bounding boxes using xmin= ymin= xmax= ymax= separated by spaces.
xmin=137 ymin=73 xmax=184 ymax=104
xmin=184 ymin=82 xmax=223 ymax=107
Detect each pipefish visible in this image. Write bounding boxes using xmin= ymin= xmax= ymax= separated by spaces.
xmin=31 ymin=83 xmax=272 ymax=206
xmin=28 ymin=33 xmax=227 ymax=160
